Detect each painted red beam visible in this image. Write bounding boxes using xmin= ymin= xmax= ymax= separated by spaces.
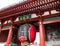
xmin=43 ymin=12 xmax=60 ymax=18
xmin=53 ymin=44 xmax=60 ymax=46
xmin=43 ymin=19 xmax=60 ymax=24
xmin=2 ymin=17 xmax=39 ymax=26
xmin=0 ymin=12 xmax=60 ymax=26
xmin=1 ymin=28 xmax=10 ymax=31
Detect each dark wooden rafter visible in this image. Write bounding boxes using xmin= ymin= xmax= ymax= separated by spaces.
xmin=0 ymin=0 xmax=60 ymax=19
xmin=56 ymin=5 xmax=60 ymax=12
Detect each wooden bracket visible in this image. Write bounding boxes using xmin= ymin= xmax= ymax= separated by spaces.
xmin=36 ymin=11 xmax=44 ymax=18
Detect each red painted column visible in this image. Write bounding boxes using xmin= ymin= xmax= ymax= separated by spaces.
xmin=5 ymin=25 xmax=13 ymax=46
xmin=0 ymin=21 xmax=3 ymax=34
xmin=38 ymin=17 xmax=45 ymax=46
xmin=0 ymin=26 xmax=1 ymax=33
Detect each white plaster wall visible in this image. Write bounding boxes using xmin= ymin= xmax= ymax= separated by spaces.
xmin=34 ymin=32 xmax=40 ymax=46
xmin=0 ymin=42 xmax=6 ymax=46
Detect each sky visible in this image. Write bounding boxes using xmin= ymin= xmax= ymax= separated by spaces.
xmin=0 ymin=0 xmax=27 ymax=10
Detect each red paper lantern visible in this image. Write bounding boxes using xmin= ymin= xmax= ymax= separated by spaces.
xmin=29 ymin=25 xmax=36 ymax=42
xmin=18 ymin=24 xmax=36 ymax=43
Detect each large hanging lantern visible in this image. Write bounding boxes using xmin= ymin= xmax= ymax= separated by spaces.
xmin=18 ymin=23 xmax=36 ymax=43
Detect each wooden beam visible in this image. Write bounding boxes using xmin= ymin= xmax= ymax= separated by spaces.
xmin=43 ymin=19 xmax=60 ymax=24
xmin=0 ymin=12 xmax=60 ymax=26
xmin=43 ymin=13 xmax=60 ymax=18
xmin=1 ymin=28 xmax=10 ymax=31
xmin=14 ymin=17 xmax=39 ymax=24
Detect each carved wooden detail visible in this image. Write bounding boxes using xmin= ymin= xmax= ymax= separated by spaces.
xmin=0 ymin=0 xmax=60 ymax=19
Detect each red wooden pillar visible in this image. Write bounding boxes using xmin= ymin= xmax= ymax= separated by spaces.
xmin=0 ymin=27 xmax=1 ymax=32
xmin=0 ymin=26 xmax=2 ymax=34
xmin=5 ymin=25 xmax=13 ymax=46
xmin=0 ymin=26 xmax=1 ymax=33
xmin=0 ymin=20 xmax=3 ymax=33
xmin=38 ymin=16 xmax=45 ymax=46
xmin=5 ymin=18 xmax=14 ymax=46
xmin=0 ymin=21 xmax=1 ymax=33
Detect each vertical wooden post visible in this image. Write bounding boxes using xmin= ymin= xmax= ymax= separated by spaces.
xmin=0 ymin=20 xmax=3 ymax=34
xmin=5 ymin=25 xmax=13 ymax=46
xmin=0 ymin=26 xmax=1 ymax=33
xmin=0 ymin=21 xmax=1 ymax=33
xmin=38 ymin=15 xmax=45 ymax=46
xmin=5 ymin=17 xmax=14 ymax=46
